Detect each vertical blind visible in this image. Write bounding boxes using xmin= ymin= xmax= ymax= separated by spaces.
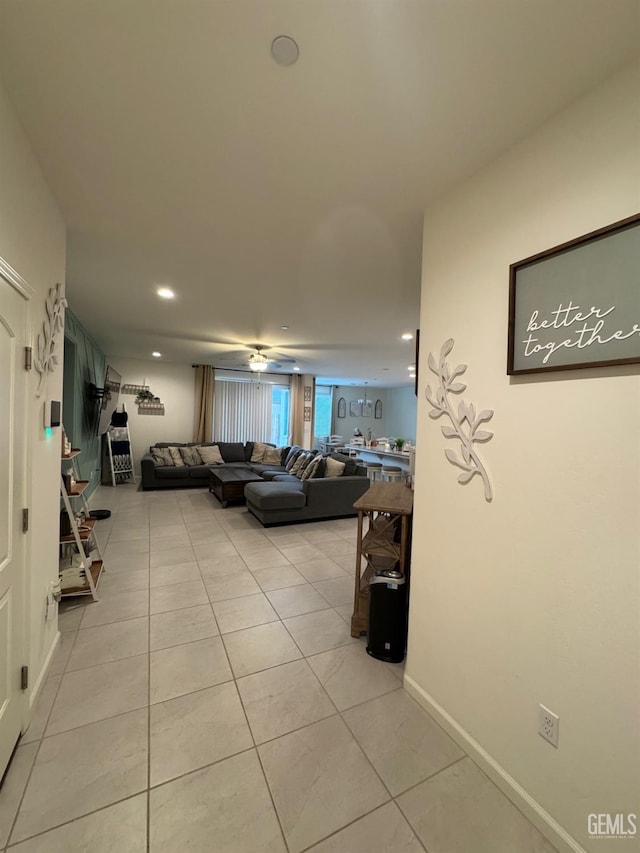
xmin=212 ymin=379 xmax=272 ymax=443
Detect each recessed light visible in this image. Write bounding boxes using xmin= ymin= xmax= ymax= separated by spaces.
xmin=293 ymin=366 xmax=300 ymax=371
xmin=408 ymin=364 xmax=415 ymax=370
xmin=271 ymin=35 xmax=299 ymax=66
xmin=401 ymin=333 xmax=414 ymax=341
xmin=409 ymin=373 xmax=416 ymax=378
xmin=281 ymin=325 xmax=289 ymax=330
xmin=152 ymin=351 xmax=162 ymax=358
xmin=156 ymin=287 xmax=175 ymax=300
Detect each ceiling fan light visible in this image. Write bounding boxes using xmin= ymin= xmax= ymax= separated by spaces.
xmin=249 ymin=352 xmax=268 ymax=371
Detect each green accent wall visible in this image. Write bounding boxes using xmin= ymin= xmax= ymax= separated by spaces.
xmin=63 ymin=309 xmax=106 ymax=497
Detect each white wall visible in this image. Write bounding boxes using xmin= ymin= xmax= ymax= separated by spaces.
xmin=407 ymin=62 xmax=640 ymax=853
xmin=331 ymin=385 xmax=388 ymax=442
xmin=106 ymin=357 xmax=195 ymax=471
xmin=0 ymin=79 xmax=66 ymax=710
xmin=384 ymin=386 xmax=417 ymax=443
xmin=330 ymin=385 xmax=417 ymax=445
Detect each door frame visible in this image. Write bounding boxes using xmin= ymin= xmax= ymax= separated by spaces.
xmin=0 ymin=255 xmax=34 ymax=738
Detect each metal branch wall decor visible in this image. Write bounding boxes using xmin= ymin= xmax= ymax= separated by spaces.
xmin=34 ymin=282 xmax=67 ymax=398
xmin=425 ymin=338 xmax=494 ymax=502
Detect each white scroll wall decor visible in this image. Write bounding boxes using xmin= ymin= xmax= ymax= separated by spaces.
xmin=34 ymin=282 xmax=67 ymax=397
xmin=425 ymin=338 xmax=494 ymax=502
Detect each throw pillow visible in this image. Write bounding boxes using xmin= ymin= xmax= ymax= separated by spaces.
xmin=312 ymin=457 xmax=327 ymax=478
xmin=250 ymin=441 xmax=271 ymax=463
xmin=324 ymin=456 xmax=346 ymax=478
xmin=151 ymin=447 xmax=174 ymax=466
xmin=263 ymin=446 xmax=283 ymax=465
xmin=284 ymin=446 xmax=302 ymax=468
xmin=291 ymin=451 xmax=312 ymax=477
xmin=198 ymin=444 xmax=224 ymax=465
xmin=179 ymin=446 xmax=202 ymax=466
xmin=280 ymin=446 xmax=292 ymax=465
xmin=168 ymin=446 xmax=186 ymax=467
xmin=330 ymin=453 xmax=357 ymax=476
xmin=285 ymin=449 xmax=303 ymax=471
xmin=301 ymin=453 xmax=323 ymax=480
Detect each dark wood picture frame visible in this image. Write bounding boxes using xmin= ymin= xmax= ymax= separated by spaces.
xmin=374 ymin=399 xmax=382 ymax=419
xmin=507 ymin=213 xmax=640 ymax=375
xmin=337 ymin=397 xmax=346 ymax=418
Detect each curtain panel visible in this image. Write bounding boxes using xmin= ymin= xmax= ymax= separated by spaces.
xmin=193 ymin=364 xmax=215 ymax=442
xmin=289 ymin=373 xmax=305 ymax=447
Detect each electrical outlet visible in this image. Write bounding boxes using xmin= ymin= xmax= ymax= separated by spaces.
xmin=538 ymin=704 xmax=559 ymax=747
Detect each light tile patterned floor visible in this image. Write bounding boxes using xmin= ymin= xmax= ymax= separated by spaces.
xmin=0 ymin=486 xmax=558 ymax=852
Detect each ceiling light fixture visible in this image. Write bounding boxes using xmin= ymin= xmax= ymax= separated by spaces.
xmin=357 ymin=382 xmax=370 ymax=406
xmin=292 ymin=366 xmax=300 ymax=371
xmin=156 ymin=287 xmax=175 ymax=299
xmin=280 ymin=325 xmax=289 ymax=330
xmin=408 ymin=364 xmax=415 ymax=370
xmin=152 ymin=351 xmax=162 ymax=358
xmin=409 ymin=373 xmax=416 ymax=379
xmin=271 ymin=35 xmax=299 ymax=66
xmin=249 ymin=352 xmax=268 ymax=372
xmin=402 ymin=333 xmax=414 ymax=341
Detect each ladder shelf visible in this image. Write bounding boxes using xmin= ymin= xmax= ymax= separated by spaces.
xmin=60 ymin=444 xmax=106 ymax=601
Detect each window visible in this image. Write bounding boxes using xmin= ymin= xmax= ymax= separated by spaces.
xmin=271 ymin=385 xmax=290 ymax=446
xmin=213 ymin=376 xmax=290 ymax=446
xmin=314 ymin=385 xmax=333 ymax=439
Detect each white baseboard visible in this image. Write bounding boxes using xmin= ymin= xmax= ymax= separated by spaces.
xmin=403 ymin=674 xmax=586 ymax=853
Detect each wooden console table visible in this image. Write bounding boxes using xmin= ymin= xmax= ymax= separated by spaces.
xmin=350 ymin=482 xmax=413 ymax=638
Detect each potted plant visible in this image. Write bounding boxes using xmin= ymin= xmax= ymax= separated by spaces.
xmin=394 ymin=438 xmax=405 ymax=452
xmin=135 ymin=388 xmax=155 ymax=405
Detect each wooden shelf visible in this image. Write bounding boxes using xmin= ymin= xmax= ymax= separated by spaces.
xmin=60 ymin=517 xmax=96 ymax=544
xmin=65 ymin=480 xmax=89 ymax=497
xmin=61 ymin=449 xmax=81 ymax=460
xmin=351 ymin=483 xmax=413 ymax=640
xmin=361 ymin=529 xmax=400 ymax=559
xmin=60 ymin=560 xmax=104 ymax=597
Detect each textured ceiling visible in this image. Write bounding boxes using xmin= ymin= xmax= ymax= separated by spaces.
xmin=1 ymin=0 xmax=638 ymax=385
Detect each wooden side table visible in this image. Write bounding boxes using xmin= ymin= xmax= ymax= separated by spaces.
xmin=350 ymin=482 xmax=413 ymax=638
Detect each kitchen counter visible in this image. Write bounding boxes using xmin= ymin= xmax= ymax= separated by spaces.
xmin=343 ymin=444 xmax=414 ymax=471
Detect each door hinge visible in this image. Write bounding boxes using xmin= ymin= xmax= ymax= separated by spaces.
xmin=22 ymin=508 xmax=29 ymax=533
xmin=21 ymin=666 xmax=28 ymax=691
xmin=24 ymin=346 xmax=32 ymax=371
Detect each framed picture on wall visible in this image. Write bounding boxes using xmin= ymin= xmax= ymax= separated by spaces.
xmin=349 ymin=400 xmax=361 ymax=417
xmin=337 ymin=397 xmax=346 ymax=418
xmin=362 ymin=401 xmax=372 ymax=417
xmin=374 ymin=399 xmax=382 ymax=419
xmin=507 ymin=213 xmax=640 ymax=374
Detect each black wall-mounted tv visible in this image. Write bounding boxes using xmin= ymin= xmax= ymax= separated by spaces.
xmin=96 ymin=365 xmax=122 ymax=435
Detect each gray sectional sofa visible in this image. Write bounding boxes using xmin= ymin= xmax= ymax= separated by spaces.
xmin=140 ymin=441 xmax=370 ymax=526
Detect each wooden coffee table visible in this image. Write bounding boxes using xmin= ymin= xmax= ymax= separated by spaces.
xmin=208 ymin=468 xmax=264 ymax=507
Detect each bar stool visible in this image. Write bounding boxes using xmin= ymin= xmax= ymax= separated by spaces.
xmin=381 ymin=465 xmax=403 ymax=483
xmin=365 ymin=462 xmax=383 ymax=482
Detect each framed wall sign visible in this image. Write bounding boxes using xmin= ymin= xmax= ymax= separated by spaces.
xmin=337 ymin=397 xmax=346 ymax=418
xmin=349 ymin=400 xmax=361 ymax=417
xmin=362 ymin=401 xmax=372 ymax=417
xmin=507 ymin=213 xmax=640 ymax=375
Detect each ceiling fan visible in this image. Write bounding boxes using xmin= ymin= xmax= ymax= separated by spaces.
xmin=215 ymin=344 xmax=297 ymax=373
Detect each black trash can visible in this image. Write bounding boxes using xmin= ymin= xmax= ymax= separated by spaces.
xmin=366 ymin=570 xmax=407 ymax=663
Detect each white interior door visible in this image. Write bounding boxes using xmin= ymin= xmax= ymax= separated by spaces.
xmin=0 ymin=278 xmax=27 ymax=779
